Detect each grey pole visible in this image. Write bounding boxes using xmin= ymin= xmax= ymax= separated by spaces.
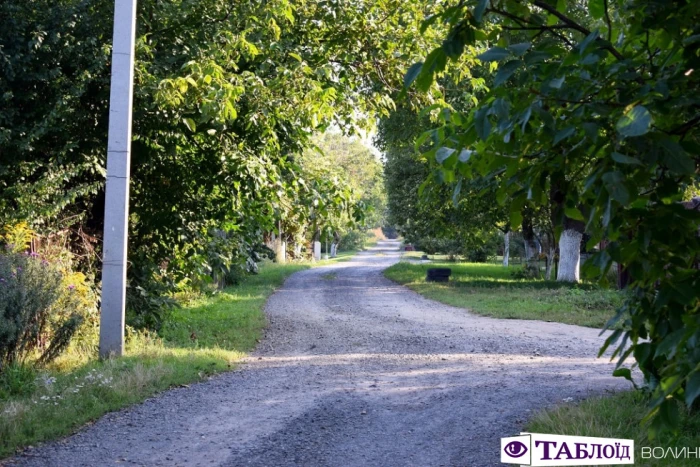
xmin=99 ymin=0 xmax=138 ymax=358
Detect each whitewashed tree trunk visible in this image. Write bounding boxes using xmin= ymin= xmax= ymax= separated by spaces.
xmin=313 ymin=241 xmax=321 ymax=261
xmin=557 ymin=228 xmax=583 ymax=282
xmin=502 ymin=231 xmax=510 ymax=267
xmin=275 ymin=239 xmax=286 ymax=263
xmin=330 ymin=243 xmax=338 ymax=258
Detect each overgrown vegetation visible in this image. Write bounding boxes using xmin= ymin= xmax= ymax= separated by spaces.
xmin=384 ymin=260 xmax=622 ymax=328
xmin=526 ymin=391 xmax=700 ymax=467
xmin=0 ymin=261 xmax=308 ymax=457
xmin=0 ymin=0 xmax=417 ymax=307
xmin=394 ymin=0 xmax=699 ymax=434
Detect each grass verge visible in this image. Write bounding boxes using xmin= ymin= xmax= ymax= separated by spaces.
xmin=0 ymin=261 xmax=310 ymax=458
xmin=384 ymin=261 xmax=622 ymax=328
xmin=526 ymin=391 xmax=700 ymax=466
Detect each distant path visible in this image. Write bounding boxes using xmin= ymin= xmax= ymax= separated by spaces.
xmin=10 ymin=240 xmax=626 ymax=466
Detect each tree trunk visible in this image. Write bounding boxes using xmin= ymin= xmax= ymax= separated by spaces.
xmin=275 ymin=238 xmax=286 ymax=263
xmin=522 ymin=213 xmax=539 ymax=273
xmin=544 ymin=244 xmax=555 ymax=280
xmin=502 ymin=231 xmax=510 ymax=267
xmin=557 ymin=228 xmax=583 ymax=282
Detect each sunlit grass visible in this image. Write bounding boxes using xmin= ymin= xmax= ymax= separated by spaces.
xmin=526 ymin=391 xmax=700 ymax=466
xmin=0 ymin=260 xmax=314 ymax=458
xmin=384 ymin=261 xmax=623 ymax=328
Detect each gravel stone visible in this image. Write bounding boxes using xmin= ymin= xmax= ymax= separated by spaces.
xmin=6 ymin=240 xmax=627 ymax=467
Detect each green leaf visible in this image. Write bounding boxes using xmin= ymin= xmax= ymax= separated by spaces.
xmin=420 ymin=15 xmax=439 ymax=34
xmin=424 ymin=48 xmax=447 ymax=74
xmin=474 ymin=0 xmax=488 ymax=23
xmin=436 ymin=147 xmax=455 ymax=163
xmin=404 ymin=62 xmax=423 ymax=88
xmin=508 ymin=42 xmax=531 ymax=57
xmin=553 ymin=126 xmax=575 ymax=145
xmin=660 ymin=140 xmax=695 ymax=174
xmin=611 ymin=152 xmax=642 ymax=165
xmin=602 ymin=171 xmax=630 ymax=205
xmin=417 ymin=48 xmax=447 ymax=91
xmin=616 ymin=105 xmax=653 ymax=138
xmin=183 ymin=118 xmax=196 ymax=132
xmin=289 ymin=52 xmax=302 ymax=62
xmin=579 ymin=30 xmax=600 ymax=54
xmin=683 ymin=34 xmax=700 ymax=46
xmin=509 ymin=209 xmax=523 ymax=230
xmin=612 ymin=368 xmax=633 ymax=382
xmin=474 ymin=107 xmax=491 ymax=141
xmin=565 ymin=206 xmax=585 ymax=221
xmin=686 ymin=373 xmax=700 ymax=406
xmin=655 ymin=329 xmax=685 ymax=358
xmin=549 ymin=76 xmax=565 ymax=89
xmin=458 ymin=149 xmax=473 ymax=162
xmin=588 ymin=0 xmax=605 ymax=19
xmin=477 ymin=47 xmax=510 ymax=62
xmin=494 ymin=60 xmax=521 ymax=87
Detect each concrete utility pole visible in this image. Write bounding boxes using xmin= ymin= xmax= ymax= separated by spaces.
xmin=99 ymin=0 xmax=138 ymax=358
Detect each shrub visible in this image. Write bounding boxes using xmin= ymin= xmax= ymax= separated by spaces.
xmin=467 ymin=247 xmax=488 ymax=263
xmin=125 ymin=264 xmax=178 ymax=332
xmin=381 ymin=225 xmax=399 ymax=239
xmin=339 ymin=230 xmax=366 ymax=251
xmin=0 ymin=363 xmax=35 ymax=400
xmin=0 ymin=251 xmax=87 ymax=373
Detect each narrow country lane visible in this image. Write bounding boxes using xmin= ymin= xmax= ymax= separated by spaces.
xmin=9 ymin=241 xmax=627 ymax=467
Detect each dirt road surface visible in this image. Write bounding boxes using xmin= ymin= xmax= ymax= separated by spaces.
xmin=9 ymin=240 xmax=626 ymax=466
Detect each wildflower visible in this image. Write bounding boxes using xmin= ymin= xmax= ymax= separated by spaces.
xmin=30 ymin=252 xmax=39 ymax=258
xmin=68 ymin=284 xmax=76 ymax=291
xmin=0 ymin=278 xmax=5 ymax=283
xmin=41 ymin=259 xmax=49 ymax=266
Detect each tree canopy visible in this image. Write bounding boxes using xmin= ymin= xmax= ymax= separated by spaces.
xmin=404 ymin=0 xmax=700 ymax=434
xmin=0 ymin=0 xmax=433 ymax=288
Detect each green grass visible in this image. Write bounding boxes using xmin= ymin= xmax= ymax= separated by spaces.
xmin=161 ymin=262 xmax=309 ymax=350
xmin=526 ymin=391 xmax=700 ymax=466
xmin=384 ymin=261 xmax=623 ymax=328
xmin=0 ymin=261 xmax=311 ymax=458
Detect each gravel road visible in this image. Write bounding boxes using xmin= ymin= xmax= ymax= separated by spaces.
xmin=9 ymin=240 xmax=627 ymax=467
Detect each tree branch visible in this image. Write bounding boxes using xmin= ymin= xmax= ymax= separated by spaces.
xmin=532 ymin=0 xmax=625 ymax=61
xmin=603 ymin=0 xmax=613 ymax=42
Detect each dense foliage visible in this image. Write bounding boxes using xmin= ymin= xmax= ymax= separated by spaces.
xmin=405 ymin=0 xmax=700 ymax=433
xmin=378 ymin=107 xmax=510 ymax=261
xmin=0 ymin=225 xmax=97 ymax=372
xmin=0 ymin=0 xmax=431 ymax=319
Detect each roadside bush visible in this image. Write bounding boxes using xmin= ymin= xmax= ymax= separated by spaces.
xmin=0 ymin=251 xmax=88 ymax=373
xmin=0 ymin=363 xmax=35 ymax=399
xmin=125 ymin=263 xmax=178 ymax=332
xmin=415 ymin=237 xmax=464 ymax=257
xmin=339 ymin=229 xmax=366 ymax=251
xmin=467 ymin=247 xmax=488 ymax=263
xmin=381 ymin=225 xmax=399 ymax=239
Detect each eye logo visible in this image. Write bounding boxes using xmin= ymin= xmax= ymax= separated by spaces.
xmin=503 ymin=441 xmax=528 ymax=458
